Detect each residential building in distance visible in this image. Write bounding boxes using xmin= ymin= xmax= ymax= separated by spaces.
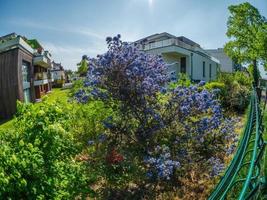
xmin=135 ymin=32 xmax=220 ymax=82
xmin=0 ymin=33 xmax=53 ymax=119
xmin=51 ymin=61 xmax=65 ymax=87
xmin=205 ymin=48 xmax=235 ymax=73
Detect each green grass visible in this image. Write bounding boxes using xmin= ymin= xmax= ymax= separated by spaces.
xmin=42 ymin=88 xmax=69 ymax=103
xmin=0 ymin=88 xmax=70 ymax=131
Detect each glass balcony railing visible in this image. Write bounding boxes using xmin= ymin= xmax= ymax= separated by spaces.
xmin=34 ymin=72 xmax=48 ymax=80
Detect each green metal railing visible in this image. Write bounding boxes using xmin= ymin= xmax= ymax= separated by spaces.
xmin=208 ymin=88 xmax=266 ymax=199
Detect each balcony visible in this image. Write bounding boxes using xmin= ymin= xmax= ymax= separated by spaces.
xmin=34 ymin=72 xmax=48 ymax=80
xmin=142 ymin=38 xmax=219 ymax=63
xmin=33 ymin=50 xmax=52 ymax=68
xmin=34 ymin=72 xmax=48 ymax=86
xmin=143 ymin=38 xmax=194 ymax=51
xmin=34 ymin=79 xmax=48 ymax=86
xmin=33 ymin=54 xmax=50 ymax=67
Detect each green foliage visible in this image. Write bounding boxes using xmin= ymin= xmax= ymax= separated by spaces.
xmin=205 ymin=82 xmax=225 ymax=91
xmin=71 ymin=100 xmax=114 ymax=147
xmin=0 ymin=101 xmax=93 ymax=199
xmin=77 ymin=59 xmax=88 ymax=77
xmin=224 ymin=2 xmax=267 ymax=84
xmin=168 ymin=73 xmax=191 ymax=89
xmin=69 ymin=79 xmax=84 ymax=98
xmin=209 ymin=72 xmax=252 ymax=112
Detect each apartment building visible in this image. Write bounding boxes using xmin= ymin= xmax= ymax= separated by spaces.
xmin=135 ymin=32 xmax=220 ymax=82
xmin=0 ymin=33 xmax=53 ymax=119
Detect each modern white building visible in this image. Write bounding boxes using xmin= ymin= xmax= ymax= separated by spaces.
xmin=205 ymin=48 xmax=234 ymax=73
xmin=135 ymin=32 xmax=220 ymax=82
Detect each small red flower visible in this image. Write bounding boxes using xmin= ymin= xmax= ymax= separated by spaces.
xmin=106 ymin=149 xmax=124 ymax=165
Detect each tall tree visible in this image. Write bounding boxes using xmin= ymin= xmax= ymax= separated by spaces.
xmin=77 ymin=55 xmax=88 ymax=77
xmin=224 ymin=2 xmax=267 ymax=86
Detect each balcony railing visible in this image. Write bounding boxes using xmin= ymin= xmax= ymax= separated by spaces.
xmin=143 ymin=38 xmax=221 ymax=63
xmin=143 ymin=38 xmax=193 ymax=51
xmin=33 ymin=50 xmax=51 ymax=68
xmin=34 ymin=72 xmax=48 ymax=80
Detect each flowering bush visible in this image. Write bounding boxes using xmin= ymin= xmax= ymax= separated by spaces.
xmin=75 ymin=35 xmax=239 ymax=198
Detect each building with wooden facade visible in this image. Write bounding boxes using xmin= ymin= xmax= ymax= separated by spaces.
xmin=0 ymin=33 xmax=53 ymax=119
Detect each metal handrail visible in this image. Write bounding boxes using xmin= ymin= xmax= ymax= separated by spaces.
xmin=208 ymin=87 xmax=266 ymax=199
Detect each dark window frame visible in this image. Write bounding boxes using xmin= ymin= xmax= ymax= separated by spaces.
xmin=209 ymin=63 xmax=212 ymax=78
xmin=203 ymin=61 xmax=205 ymax=77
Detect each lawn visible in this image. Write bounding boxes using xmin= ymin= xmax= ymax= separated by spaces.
xmin=0 ymin=88 xmax=70 ymax=131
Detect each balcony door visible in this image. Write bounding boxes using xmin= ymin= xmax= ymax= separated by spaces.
xmin=180 ymin=57 xmax=186 ymax=73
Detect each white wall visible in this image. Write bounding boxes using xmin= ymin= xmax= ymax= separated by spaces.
xmin=206 ymin=49 xmax=233 ymax=72
xmin=145 ymin=45 xmax=218 ymax=82
xmin=191 ymin=53 xmax=217 ymax=81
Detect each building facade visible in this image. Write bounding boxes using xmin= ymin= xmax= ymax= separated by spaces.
xmin=51 ymin=61 xmax=65 ymax=87
xmin=205 ymin=48 xmax=234 ymax=73
xmin=0 ymin=33 xmax=53 ymax=119
xmin=135 ymin=32 xmax=220 ymax=82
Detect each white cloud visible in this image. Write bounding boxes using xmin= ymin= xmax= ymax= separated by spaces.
xmin=42 ymin=41 xmax=106 ymax=70
xmin=8 ymin=18 xmax=105 ymax=40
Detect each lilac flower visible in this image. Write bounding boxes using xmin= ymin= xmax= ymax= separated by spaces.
xmin=145 ymin=145 xmax=180 ymax=180
xmin=208 ymin=157 xmax=224 ymax=177
xmin=98 ymin=133 xmax=107 ymax=142
xmin=87 ymin=140 xmax=95 ymax=146
xmin=198 ymin=80 xmax=206 ymax=87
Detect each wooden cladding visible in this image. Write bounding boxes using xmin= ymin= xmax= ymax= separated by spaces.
xmin=0 ymin=47 xmax=34 ymax=119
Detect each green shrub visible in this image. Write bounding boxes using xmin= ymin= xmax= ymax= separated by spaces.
xmin=168 ymin=73 xmax=191 ymax=89
xmin=0 ymin=101 xmax=94 ymax=199
xmin=69 ymin=79 xmax=84 ymax=97
xmin=212 ymin=72 xmax=252 ymax=112
xmin=205 ymin=81 xmax=226 ymax=91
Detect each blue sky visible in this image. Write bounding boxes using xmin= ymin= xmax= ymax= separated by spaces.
xmin=0 ymin=0 xmax=266 ymax=74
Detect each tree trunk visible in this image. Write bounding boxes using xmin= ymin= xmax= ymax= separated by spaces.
xmin=253 ymin=59 xmax=261 ymax=101
xmin=253 ymin=59 xmax=258 ymax=87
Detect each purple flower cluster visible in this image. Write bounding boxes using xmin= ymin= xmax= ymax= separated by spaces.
xmin=169 ymin=85 xmax=224 ymax=135
xmin=144 ymin=145 xmax=180 ymax=180
xmin=208 ymin=157 xmax=224 ymax=177
xmin=78 ymin=34 xmax=168 ymax=104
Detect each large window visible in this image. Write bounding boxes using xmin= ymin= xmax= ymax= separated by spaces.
xmin=203 ymin=61 xmax=206 ymax=77
xmin=22 ymin=61 xmax=30 ymax=82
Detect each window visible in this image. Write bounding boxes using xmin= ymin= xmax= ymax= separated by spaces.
xmin=209 ymin=64 xmax=212 ymax=78
xmin=203 ymin=61 xmax=205 ymax=77
xmin=180 ymin=57 xmax=186 ymax=73
xmin=22 ymin=61 xmax=30 ymax=82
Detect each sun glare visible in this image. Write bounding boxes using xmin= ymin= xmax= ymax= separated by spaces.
xmin=148 ymin=0 xmax=153 ymax=7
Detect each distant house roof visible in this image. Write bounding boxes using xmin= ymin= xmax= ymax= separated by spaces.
xmin=51 ymin=61 xmax=64 ymax=71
